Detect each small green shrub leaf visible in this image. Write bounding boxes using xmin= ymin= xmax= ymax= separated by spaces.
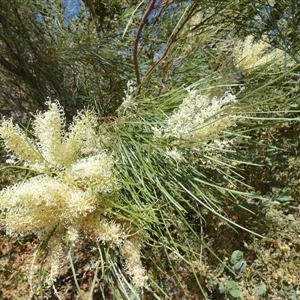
xmin=234 ymin=260 xmax=247 ymax=273
xmin=254 ymin=283 xmax=267 ymax=296
xmin=277 ymin=188 xmax=292 ymax=202
xmin=218 ymin=284 xmax=226 ymax=294
xmin=227 ymin=280 xmax=238 ymax=290
xmin=230 ymin=250 xmax=244 ymax=264
xmin=230 ymin=289 xmax=241 ymax=298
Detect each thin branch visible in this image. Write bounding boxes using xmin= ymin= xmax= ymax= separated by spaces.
xmin=133 ymin=0 xmax=156 ymax=95
xmin=0 ymin=55 xmax=26 ymax=78
xmin=141 ymin=2 xmax=198 ymax=86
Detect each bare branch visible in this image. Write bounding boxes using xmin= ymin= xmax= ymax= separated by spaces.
xmin=133 ymin=0 xmax=156 ymax=95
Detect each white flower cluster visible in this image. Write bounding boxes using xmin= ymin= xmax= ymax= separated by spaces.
xmin=118 ymin=80 xmax=137 ymax=116
xmin=233 ymin=35 xmax=295 ymax=71
xmin=0 ymin=176 xmax=94 ymax=236
xmin=0 ymin=102 xmax=101 ymax=172
xmin=165 ymin=147 xmax=185 ymax=162
xmin=0 ymin=101 xmax=147 ymax=287
xmin=153 ymin=89 xmax=237 ymax=144
xmin=0 ymin=101 xmax=118 ymax=236
xmin=120 ymin=240 xmax=148 ymax=288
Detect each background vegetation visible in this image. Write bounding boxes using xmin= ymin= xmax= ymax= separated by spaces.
xmin=0 ymin=0 xmax=300 ymax=299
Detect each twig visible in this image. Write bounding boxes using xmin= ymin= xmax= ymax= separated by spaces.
xmin=141 ymin=2 xmax=199 ymax=86
xmin=133 ymin=0 xmax=156 ymax=95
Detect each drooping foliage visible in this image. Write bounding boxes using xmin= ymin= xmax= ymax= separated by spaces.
xmin=0 ymin=0 xmax=131 ymax=120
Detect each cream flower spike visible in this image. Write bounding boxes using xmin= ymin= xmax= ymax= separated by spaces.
xmin=33 ymin=101 xmax=65 ymax=167
xmin=0 ymin=120 xmax=43 ymax=166
xmin=0 ymin=101 xmax=99 ymax=172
